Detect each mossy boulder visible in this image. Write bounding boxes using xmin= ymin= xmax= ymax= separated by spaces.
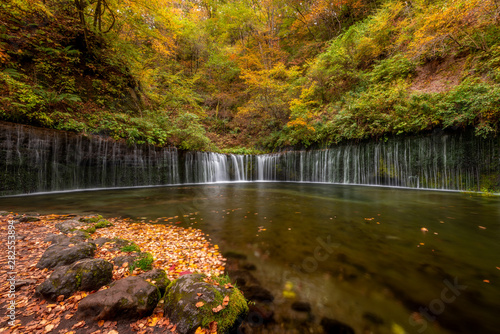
xmin=55 ymin=219 xmax=85 ymax=234
xmin=111 ymin=254 xmax=138 ymax=268
xmin=19 ymin=214 xmax=40 ymax=222
xmin=164 ymin=274 xmax=248 ymax=334
xmin=36 ymin=258 xmax=113 ymax=301
xmin=77 ymin=276 xmax=160 ymax=320
xmin=139 ymin=269 xmax=171 ymax=296
xmin=36 ymin=241 xmax=96 ymax=269
xmin=105 ymin=238 xmax=138 ymax=251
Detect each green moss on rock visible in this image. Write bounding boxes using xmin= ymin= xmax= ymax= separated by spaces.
xmin=164 ymin=273 xmax=248 ymax=334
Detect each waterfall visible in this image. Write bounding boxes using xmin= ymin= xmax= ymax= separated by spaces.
xmin=254 ymin=135 xmax=498 ymax=190
xmin=0 ymin=122 xmax=179 ymax=195
xmin=0 ymin=121 xmax=498 ymax=195
xmin=184 ymin=152 xmax=230 ymax=183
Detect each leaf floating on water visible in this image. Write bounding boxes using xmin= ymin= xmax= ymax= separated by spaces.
xmin=421 ymin=227 xmax=428 ymax=232
xmin=483 ymin=280 xmax=490 ymax=283
xmin=391 ymin=322 xmax=406 ymax=334
xmin=478 ymin=226 xmax=486 ymax=230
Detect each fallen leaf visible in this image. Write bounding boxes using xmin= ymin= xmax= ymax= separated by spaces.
xmin=209 ymin=321 xmax=217 ymax=333
xmin=45 ymin=324 xmax=55 ymax=332
xmin=72 ymin=320 xmax=85 ymax=329
xmin=149 ymin=317 xmax=158 ymax=327
xmin=223 ymin=295 xmax=230 ymax=307
xmin=212 ymin=305 xmax=223 ymax=313
xmin=56 ymin=295 xmax=65 ymax=302
xmin=196 ymin=301 xmax=205 ymax=308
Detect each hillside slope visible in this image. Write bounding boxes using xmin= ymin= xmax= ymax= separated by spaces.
xmin=1 ymin=0 xmax=499 ymax=152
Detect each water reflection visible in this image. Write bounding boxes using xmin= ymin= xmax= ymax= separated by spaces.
xmin=1 ymin=183 xmax=499 ymax=333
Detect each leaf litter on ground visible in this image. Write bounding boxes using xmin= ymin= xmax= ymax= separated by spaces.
xmin=0 ymin=213 xmax=227 ymax=334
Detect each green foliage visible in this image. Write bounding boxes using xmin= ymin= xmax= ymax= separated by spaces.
xmin=369 ymin=55 xmax=417 ymax=83
xmin=1 ymin=0 xmax=500 ymax=151
xmin=170 ymin=113 xmax=213 ymax=151
xmin=220 ymin=147 xmax=263 ymax=155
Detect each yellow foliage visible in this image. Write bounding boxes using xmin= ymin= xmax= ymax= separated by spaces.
xmin=407 ymin=0 xmax=497 ymax=57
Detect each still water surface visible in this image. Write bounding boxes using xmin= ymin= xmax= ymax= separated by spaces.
xmin=2 ymin=183 xmax=499 ymax=333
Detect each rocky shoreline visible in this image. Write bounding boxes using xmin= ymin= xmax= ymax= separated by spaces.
xmin=0 ymin=212 xmax=247 ymax=334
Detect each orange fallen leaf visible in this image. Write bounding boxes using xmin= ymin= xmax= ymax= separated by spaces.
xmin=196 ymin=301 xmax=205 ymax=308
xmin=56 ymin=295 xmax=64 ymax=302
xmin=209 ymin=321 xmax=217 ymax=333
xmin=212 ymin=305 xmax=223 ymax=313
xmin=72 ymin=320 xmax=85 ymax=329
xmin=483 ymin=280 xmax=490 ymax=283
xmin=98 ymin=320 xmax=105 ymax=327
xmin=45 ymin=324 xmax=55 ymax=332
xmin=223 ymin=295 xmax=230 ymax=307
xmin=149 ymin=317 xmax=159 ymax=327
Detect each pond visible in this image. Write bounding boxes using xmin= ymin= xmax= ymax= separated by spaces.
xmin=2 ymin=182 xmax=499 ymax=334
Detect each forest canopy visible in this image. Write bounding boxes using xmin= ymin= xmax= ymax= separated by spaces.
xmin=1 ymin=0 xmax=500 ymax=152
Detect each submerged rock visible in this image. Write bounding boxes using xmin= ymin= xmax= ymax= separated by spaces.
xmin=164 ymin=274 xmax=248 ymax=334
xmin=36 ymin=258 xmax=112 ymax=301
xmin=362 ymin=311 xmax=384 ymax=325
xmin=242 ymin=285 xmax=274 ymax=302
xmin=77 ymin=276 xmax=160 ymax=320
xmin=320 ymin=317 xmax=355 ymax=334
xmin=291 ymin=301 xmax=311 ymax=313
xmin=36 ymin=241 xmax=96 ymax=269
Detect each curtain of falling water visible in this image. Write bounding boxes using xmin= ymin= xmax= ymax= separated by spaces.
xmin=0 ymin=122 xmax=498 ymax=195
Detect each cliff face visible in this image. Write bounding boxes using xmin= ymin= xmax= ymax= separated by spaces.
xmin=1 ymin=121 xmax=498 ymax=195
xmin=0 ymin=121 xmax=179 ymax=195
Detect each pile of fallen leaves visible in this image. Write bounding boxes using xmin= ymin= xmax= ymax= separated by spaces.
xmin=0 ymin=213 xmax=227 ymax=334
xmin=91 ymin=217 xmax=225 ymax=280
